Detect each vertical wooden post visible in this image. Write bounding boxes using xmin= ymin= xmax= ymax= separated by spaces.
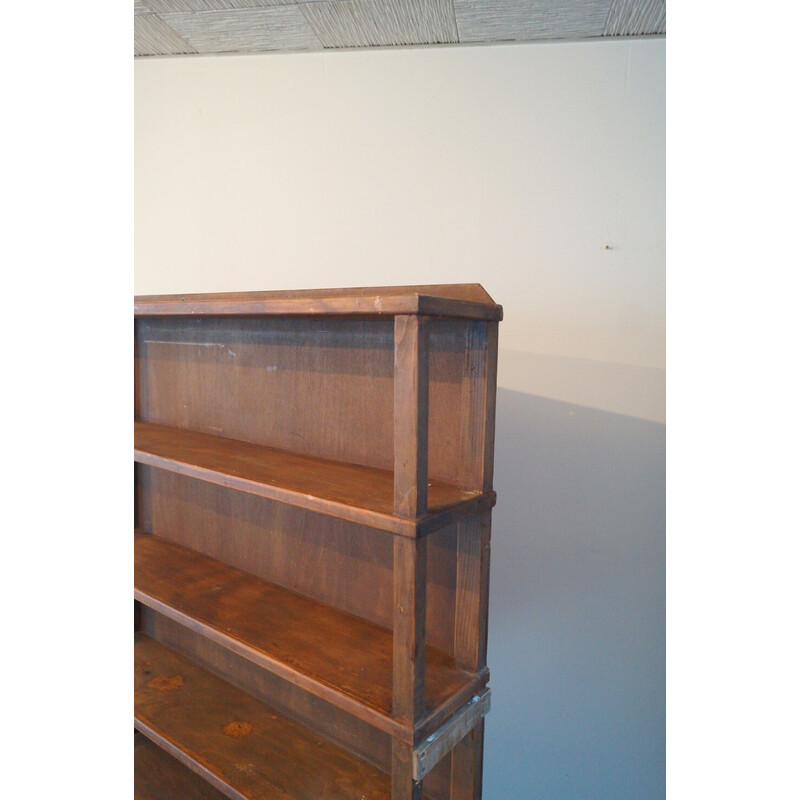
xmin=454 ymin=318 xmax=496 ymax=672
xmin=134 ymin=318 xmax=141 ymax=422
xmin=450 ymin=720 xmax=485 ymax=800
xmin=480 ymin=322 xmax=499 ymax=494
xmin=393 ymin=535 xmax=427 ymax=724
xmin=392 ymin=314 xmax=429 ymax=799
xmin=394 ymin=314 xmax=429 ymax=517
xmin=453 ymin=513 xmax=491 ymax=673
xmin=134 ymin=320 xmax=141 ymax=531
xmin=393 ymin=739 xmax=423 ymax=800
xmin=451 ymin=319 xmax=497 ymax=797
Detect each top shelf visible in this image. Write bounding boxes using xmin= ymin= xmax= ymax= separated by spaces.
xmin=134 ymin=283 xmax=503 ymax=321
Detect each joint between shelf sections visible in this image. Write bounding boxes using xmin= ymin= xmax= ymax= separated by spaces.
xmin=412 ymin=689 xmax=491 ymax=782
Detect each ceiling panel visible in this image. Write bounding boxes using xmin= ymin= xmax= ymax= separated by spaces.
xmin=135 ymin=13 xmax=197 ymax=55
xmin=134 ymin=0 xmax=665 ymax=56
xmin=604 ymin=0 xmax=665 ymax=35
xmin=161 ymin=7 xmax=321 ymax=52
xmin=454 ymin=0 xmax=613 ymax=42
xmin=142 ymin=0 xmax=291 ymax=12
xmin=301 ymin=0 xmax=458 ymax=48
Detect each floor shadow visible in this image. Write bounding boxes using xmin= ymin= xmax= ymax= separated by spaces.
xmin=483 ymin=389 xmax=665 ymax=799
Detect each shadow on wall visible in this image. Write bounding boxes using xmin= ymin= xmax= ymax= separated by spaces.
xmin=483 ymin=389 xmax=665 ymax=800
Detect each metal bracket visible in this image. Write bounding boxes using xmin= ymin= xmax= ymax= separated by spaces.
xmin=413 ymin=689 xmax=491 ymax=781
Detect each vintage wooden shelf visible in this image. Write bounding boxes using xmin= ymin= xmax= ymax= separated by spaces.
xmin=134 ymin=284 xmax=500 ymax=799
xmin=135 ymin=530 xmax=487 ymax=742
xmin=135 ymin=422 xmax=494 ymax=537
xmin=135 ymin=634 xmax=396 ymax=800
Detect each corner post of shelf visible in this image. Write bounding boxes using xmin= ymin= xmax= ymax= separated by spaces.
xmin=453 ymin=318 xmax=498 ymax=674
xmin=450 ymin=318 xmax=498 ymax=799
xmin=392 ymin=312 xmax=430 ymax=799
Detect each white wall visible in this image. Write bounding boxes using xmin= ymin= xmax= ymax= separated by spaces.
xmin=135 ymin=38 xmax=665 ymax=799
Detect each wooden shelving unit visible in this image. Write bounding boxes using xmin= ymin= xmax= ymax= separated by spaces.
xmin=134 ymin=284 xmax=501 ymax=800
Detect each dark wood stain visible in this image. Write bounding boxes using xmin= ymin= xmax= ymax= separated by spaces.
xmin=135 ymin=734 xmax=230 ymax=800
xmin=132 ymin=284 xmax=500 ymax=799
xmin=136 ymin=315 xmax=488 ymax=489
xmin=134 ymin=421 xmax=490 ymax=536
xmin=134 ymin=284 xmax=502 ymax=321
xmin=135 ymin=531 xmax=478 ymax=734
xmin=135 ymin=634 xmax=393 ymax=800
xmin=142 ymin=608 xmax=394 ymax=772
xmin=139 ymin=467 xmax=461 ymax=654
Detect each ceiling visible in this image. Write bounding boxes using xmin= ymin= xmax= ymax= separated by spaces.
xmin=134 ymin=0 xmax=665 ymax=57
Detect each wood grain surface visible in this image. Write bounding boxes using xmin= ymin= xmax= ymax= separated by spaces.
xmin=135 ymin=734 xmax=229 ymax=800
xmin=135 ymin=634 xmax=393 ymax=800
xmin=394 ymin=316 xmax=429 ymax=518
xmin=135 ymin=421 xmax=492 ymax=536
xmin=135 ymin=284 xmax=502 ymax=321
xmin=136 ymin=315 xmax=489 ymax=488
xmin=133 ymin=284 xmax=500 ymax=799
xmin=135 ymin=531 xmax=481 ymax=738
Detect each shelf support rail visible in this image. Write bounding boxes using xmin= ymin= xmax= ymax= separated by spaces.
xmin=413 ymin=689 xmax=491 ymax=782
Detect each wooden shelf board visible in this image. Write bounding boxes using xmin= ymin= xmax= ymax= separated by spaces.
xmin=134 ymin=422 xmax=495 ymax=537
xmin=134 ymin=284 xmax=503 ymax=321
xmin=135 ymin=531 xmax=487 ymax=743
xmin=135 ymin=634 xmax=393 ymax=800
xmin=135 ymin=733 xmax=230 ymax=800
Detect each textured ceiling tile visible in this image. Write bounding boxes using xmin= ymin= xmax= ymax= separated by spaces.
xmin=454 ymin=0 xmax=613 ymax=42
xmin=604 ymin=0 xmax=665 ymax=35
xmin=161 ymin=7 xmax=322 ymax=52
xmin=135 ymin=13 xmax=197 ymax=55
xmin=141 ymin=0 xmax=290 ymax=12
xmin=301 ymin=0 xmax=458 ymax=48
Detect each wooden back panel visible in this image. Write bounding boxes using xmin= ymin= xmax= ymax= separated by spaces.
xmin=139 ymin=466 xmax=457 ymax=653
xmin=135 ymin=316 xmax=486 ymax=487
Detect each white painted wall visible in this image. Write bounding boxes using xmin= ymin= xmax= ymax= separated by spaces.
xmin=135 ymin=38 xmax=665 ymax=799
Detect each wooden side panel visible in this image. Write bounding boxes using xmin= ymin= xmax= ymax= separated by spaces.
xmin=453 ymin=514 xmax=492 ymax=673
xmin=453 ymin=320 xmax=498 ymax=493
xmin=428 ymin=319 xmax=476 ymax=488
xmin=480 ymin=322 xmax=499 ymax=493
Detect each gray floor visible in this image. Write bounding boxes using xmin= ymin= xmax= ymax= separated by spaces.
xmin=483 ymin=389 xmax=665 ymax=798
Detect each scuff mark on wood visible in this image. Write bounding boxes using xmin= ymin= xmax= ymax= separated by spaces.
xmin=147 ymin=674 xmax=184 ymax=691
xmin=222 ymin=721 xmax=253 ymax=738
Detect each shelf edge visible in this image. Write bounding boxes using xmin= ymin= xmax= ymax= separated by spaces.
xmin=134 ymin=720 xmax=245 ymax=800
xmin=136 ymin=587 xmax=415 ymax=742
xmin=135 ymin=444 xmax=494 ymax=538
